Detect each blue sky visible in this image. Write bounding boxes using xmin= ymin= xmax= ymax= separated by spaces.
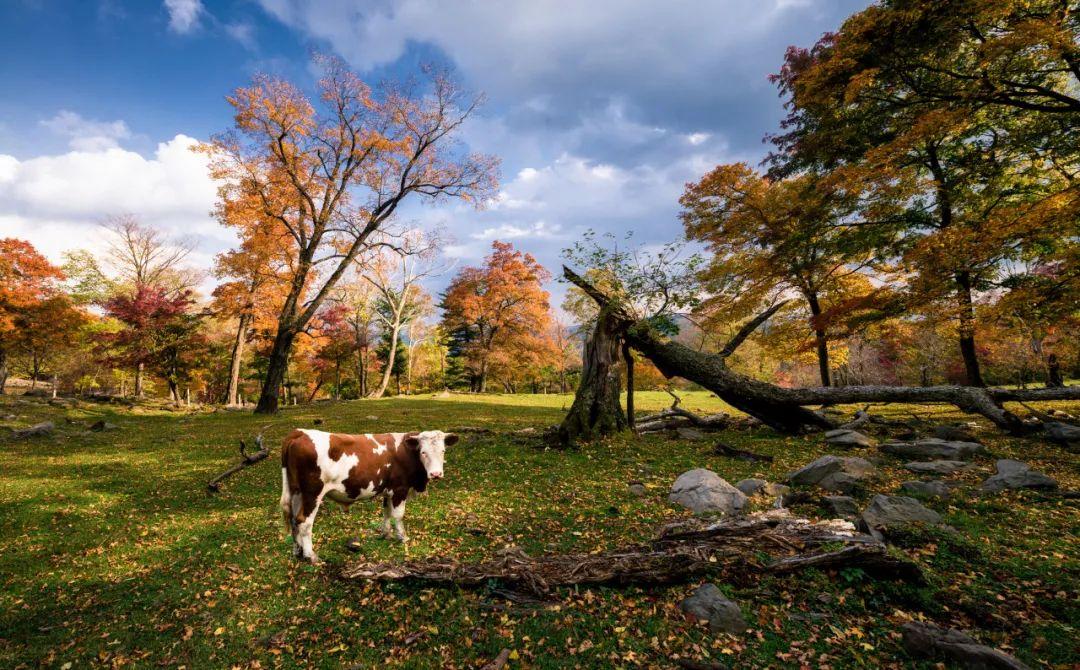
xmin=0 ymin=0 xmax=869 ymax=303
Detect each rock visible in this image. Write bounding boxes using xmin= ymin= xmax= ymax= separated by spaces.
xmin=901 ymin=621 xmax=1031 ymax=670
xmin=89 ymin=420 xmax=118 ymax=432
xmin=675 ymin=426 xmax=708 ymax=441
xmin=880 ymin=438 xmax=985 ymax=460
xmin=900 ymin=480 xmax=953 ymax=499
xmin=981 ymin=460 xmax=1058 ymax=493
xmin=822 ymin=495 xmax=860 ymax=519
xmin=786 ymin=455 xmax=876 ymax=494
xmin=12 ymin=421 xmax=54 ymax=439
xmin=678 ymin=584 xmax=747 ymax=634
xmin=904 ymin=460 xmax=973 ymax=475
xmin=859 ymin=494 xmax=942 ymax=539
xmin=932 ymin=425 xmax=980 ymax=443
xmin=365 ymin=415 xmax=379 ymax=421
xmin=763 ymin=482 xmax=790 ymax=498
xmin=312 ymin=418 xmax=323 ymax=425
xmin=627 ymin=481 xmax=646 ymax=497
xmin=735 ymin=478 xmax=768 ymax=496
xmin=824 ymin=428 xmax=876 ymax=448
xmin=49 ymin=398 xmax=74 ymax=408
xmin=1044 ymin=421 xmax=1080 ymax=449
xmin=669 ymin=469 xmax=747 ymax=516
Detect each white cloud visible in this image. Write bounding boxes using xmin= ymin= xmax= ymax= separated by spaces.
xmin=40 ymin=111 xmax=132 ymax=151
xmin=470 ymin=220 xmax=564 ymax=241
xmin=0 ymin=132 xmax=231 ymax=290
xmin=225 ymin=21 xmax=257 ymax=50
xmin=164 ymin=0 xmax=203 ymax=34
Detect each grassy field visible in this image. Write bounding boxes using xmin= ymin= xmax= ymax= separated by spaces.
xmin=0 ymin=391 xmax=1077 ymax=669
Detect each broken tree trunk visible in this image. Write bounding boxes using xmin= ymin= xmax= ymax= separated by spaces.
xmin=556 ymin=304 xmax=627 ymax=447
xmin=207 ymin=429 xmax=270 ymax=493
xmin=341 ymin=510 xmax=922 ymax=593
xmin=562 ymin=266 xmax=1080 ymax=435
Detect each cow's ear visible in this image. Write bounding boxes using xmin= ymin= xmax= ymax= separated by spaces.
xmin=444 ymin=433 xmax=459 ymax=447
xmin=404 ymin=436 xmax=421 ymax=452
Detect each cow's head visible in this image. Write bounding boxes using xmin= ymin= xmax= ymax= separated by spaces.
xmin=405 ymin=430 xmax=459 ymax=480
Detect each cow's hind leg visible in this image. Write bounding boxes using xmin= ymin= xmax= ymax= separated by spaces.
xmin=293 ymin=488 xmax=325 ymax=563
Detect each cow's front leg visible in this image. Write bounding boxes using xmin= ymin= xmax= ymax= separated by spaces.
xmin=389 ymin=494 xmax=408 ymax=543
xmin=379 ymin=494 xmax=394 ymax=539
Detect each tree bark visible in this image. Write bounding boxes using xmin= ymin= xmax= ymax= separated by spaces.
xmin=806 ymin=291 xmax=831 ymax=387
xmin=370 ymin=321 xmax=401 ymax=399
xmin=255 ymin=327 xmax=295 ymax=414
xmin=955 ymin=271 xmax=985 ymax=387
xmin=1047 ymin=353 xmax=1065 ymax=388
xmin=557 ymin=305 xmax=628 ymax=447
xmin=225 ymin=312 xmax=250 ymax=406
xmin=134 ymin=361 xmax=144 ymax=398
xmin=0 ymin=348 xmax=8 ymax=395
xmin=623 ymin=341 xmax=635 ymax=431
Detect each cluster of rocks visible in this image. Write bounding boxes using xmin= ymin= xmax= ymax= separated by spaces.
xmin=666 ymin=468 xmax=792 ymax=517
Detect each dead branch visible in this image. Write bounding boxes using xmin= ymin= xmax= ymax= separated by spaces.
xmin=719 ymin=299 xmax=791 ymax=358
xmin=480 ymin=649 xmax=511 ymax=670
xmin=207 ymin=427 xmax=271 ymax=493
xmin=839 ymin=409 xmax=871 ymax=430
xmin=340 ymin=511 xmax=922 ymax=593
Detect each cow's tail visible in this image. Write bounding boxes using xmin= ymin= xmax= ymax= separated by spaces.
xmin=279 ymin=438 xmax=293 ymax=535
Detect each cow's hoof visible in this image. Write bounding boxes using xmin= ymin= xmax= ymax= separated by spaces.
xmin=306 ymin=554 xmax=321 ymax=565
xmin=396 ymin=535 xmax=409 ymax=544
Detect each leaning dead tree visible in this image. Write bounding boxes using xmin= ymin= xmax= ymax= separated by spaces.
xmin=341 ymin=510 xmax=922 ymax=593
xmin=560 ymin=266 xmax=1080 ymax=438
xmin=207 ymin=428 xmax=270 ymax=493
xmin=557 ymin=304 xmax=628 ymax=446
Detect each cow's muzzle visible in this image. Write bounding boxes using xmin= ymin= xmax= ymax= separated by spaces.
xmin=429 ymin=472 xmax=444 ymax=480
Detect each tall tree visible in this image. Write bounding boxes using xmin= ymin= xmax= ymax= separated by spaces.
xmin=440 ymin=241 xmax=552 ymax=393
xmin=770 ymin=1 xmax=1080 ymax=386
xmin=0 ymin=239 xmax=66 ymax=394
xmin=201 ymin=57 xmax=498 ymax=414
xmin=680 ymin=164 xmax=881 ymax=386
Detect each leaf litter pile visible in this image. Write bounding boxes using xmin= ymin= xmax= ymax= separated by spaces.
xmin=341 ymin=510 xmax=921 ymax=593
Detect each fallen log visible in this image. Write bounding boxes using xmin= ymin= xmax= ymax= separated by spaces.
xmin=340 ymin=511 xmax=922 ymax=593
xmin=207 ymin=428 xmax=270 ymax=493
xmin=562 ymin=266 xmax=1080 ymax=435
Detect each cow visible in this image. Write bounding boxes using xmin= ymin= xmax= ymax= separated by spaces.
xmin=279 ymin=429 xmax=459 ymax=563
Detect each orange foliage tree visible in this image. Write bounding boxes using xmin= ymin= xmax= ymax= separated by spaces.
xmin=440 ymin=241 xmax=553 ymax=392
xmin=201 ymin=56 xmax=498 ymax=413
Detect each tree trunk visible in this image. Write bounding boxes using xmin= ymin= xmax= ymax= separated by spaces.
xmin=134 ymin=362 xmax=144 ymax=398
xmin=806 ymin=292 xmax=831 ymax=387
xmin=557 ymin=306 xmax=628 ymax=447
xmin=955 ymin=271 xmax=985 ymax=387
xmin=255 ymin=328 xmax=296 ymax=414
xmin=0 ymin=348 xmax=7 ymax=395
xmin=1047 ymin=353 xmax=1065 ymax=388
xmin=225 ymin=312 xmax=250 ymax=406
xmin=623 ymin=341 xmax=635 ymax=431
xmin=478 ymin=357 xmax=488 ymax=394
xmin=370 ymin=322 xmax=401 ymax=399
xmin=357 ymin=345 xmax=368 ymax=397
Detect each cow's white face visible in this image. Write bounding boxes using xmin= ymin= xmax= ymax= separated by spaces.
xmin=410 ymin=430 xmax=458 ymax=480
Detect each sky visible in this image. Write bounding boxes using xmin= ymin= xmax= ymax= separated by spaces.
xmin=0 ymin=0 xmax=870 ymax=306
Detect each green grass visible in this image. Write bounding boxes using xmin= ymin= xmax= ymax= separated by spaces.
xmin=0 ymin=391 xmax=1077 ymax=668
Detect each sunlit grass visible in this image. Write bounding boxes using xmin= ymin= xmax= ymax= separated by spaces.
xmin=0 ymin=392 xmax=1076 ymax=668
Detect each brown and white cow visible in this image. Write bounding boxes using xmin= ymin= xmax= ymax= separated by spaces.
xmin=279 ymin=429 xmax=458 ymax=562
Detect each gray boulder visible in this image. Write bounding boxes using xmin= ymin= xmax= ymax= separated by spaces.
xmin=904 ymin=460 xmax=972 ymax=475
xmin=12 ymin=421 xmax=54 ymax=439
xmin=763 ymin=482 xmax=790 ymax=498
xmin=678 ymin=584 xmax=747 ymax=634
xmin=676 ymin=426 xmax=708 ymax=441
xmin=900 ymin=480 xmax=953 ymax=499
xmin=859 ymin=494 xmax=942 ymax=539
xmin=89 ymin=420 xmax=118 ymax=432
xmin=735 ymin=478 xmax=768 ymax=496
xmin=786 ymin=455 xmax=876 ymax=494
xmin=825 ymin=428 xmax=877 ymax=448
xmin=981 ymin=460 xmax=1058 ymax=493
xmin=881 ymin=438 xmax=985 ymax=460
xmin=901 ymin=622 xmax=1031 ymax=669
xmin=627 ymin=481 xmax=646 ymax=497
xmin=1044 ymin=421 xmax=1080 ymax=450
xmin=822 ymin=495 xmax=860 ymax=519
xmin=931 ymin=425 xmax=980 ymax=443
xmin=669 ymin=469 xmax=747 ymax=516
